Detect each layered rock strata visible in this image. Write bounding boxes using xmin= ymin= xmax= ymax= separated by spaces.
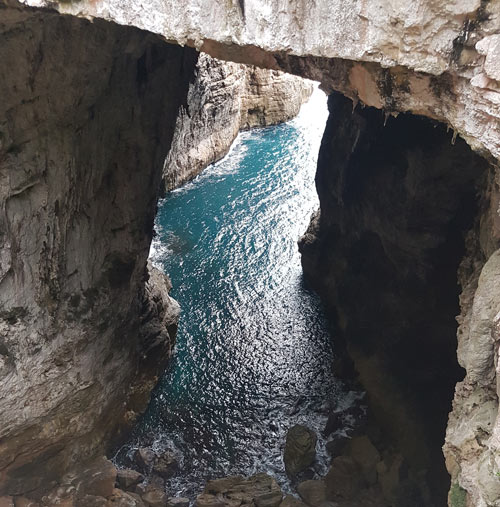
xmin=0 ymin=6 xmax=193 ymax=496
xmin=162 ymin=53 xmax=312 ymax=192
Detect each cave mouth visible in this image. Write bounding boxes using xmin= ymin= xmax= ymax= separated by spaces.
xmin=300 ymin=92 xmax=490 ymax=506
xmin=0 ymin=5 xmax=494 ymax=504
xmin=109 ymin=84 xmax=490 ymax=506
xmin=113 ymin=87 xmax=367 ymax=496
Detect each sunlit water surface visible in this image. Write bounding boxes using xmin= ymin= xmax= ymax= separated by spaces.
xmin=117 ymin=87 xmax=361 ymax=496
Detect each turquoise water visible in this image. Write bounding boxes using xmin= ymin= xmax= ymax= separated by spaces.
xmin=119 ymin=88 xmax=359 ymax=495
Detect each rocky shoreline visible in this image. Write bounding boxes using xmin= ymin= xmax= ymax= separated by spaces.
xmin=2 ymin=0 xmax=500 ymax=504
xmin=161 ymin=53 xmax=313 ymax=193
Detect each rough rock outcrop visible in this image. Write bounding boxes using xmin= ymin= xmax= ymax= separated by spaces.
xmin=196 ymin=474 xmax=283 ymax=507
xmin=283 ymin=425 xmax=317 ymax=479
xmin=299 ymin=92 xmax=493 ymax=505
xmin=33 ymin=0 xmax=500 ymax=164
xmin=2 ymin=0 xmax=500 ymax=505
xmin=162 ymin=53 xmax=312 ymax=192
xmin=0 ymin=7 xmax=191 ymax=496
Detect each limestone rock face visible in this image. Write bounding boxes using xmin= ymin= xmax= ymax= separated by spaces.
xmin=0 ymin=7 xmax=192 ymax=496
xmin=25 ymin=0 xmax=500 ymax=165
xmin=2 ymin=0 xmax=500 ymax=504
xmin=162 ymin=53 xmax=312 ymax=192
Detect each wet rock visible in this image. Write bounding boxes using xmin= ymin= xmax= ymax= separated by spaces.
xmin=108 ymin=489 xmax=145 ymax=506
xmin=135 ymin=477 xmax=164 ymax=498
xmin=254 ymin=490 xmax=283 ymax=507
xmin=345 ymin=436 xmax=380 ymax=485
xmin=79 ymin=495 xmax=108 ymax=506
xmin=296 ymin=481 xmax=326 ymax=507
xmin=73 ymin=457 xmax=118 ymax=499
xmin=134 ymin=449 xmax=156 ymax=472
xmin=141 ymin=488 xmax=167 ymax=507
xmin=13 ymin=499 xmax=39 ymax=507
xmin=116 ymin=469 xmax=144 ymax=492
xmin=166 ymin=498 xmax=189 ymax=507
xmin=201 ymin=474 xmax=282 ymax=507
xmin=205 ymin=477 xmax=245 ymax=495
xmin=324 ymin=456 xmax=363 ymax=502
xmin=195 ymin=494 xmax=226 ymax=507
xmin=284 ymin=425 xmax=317 ymax=478
xmin=152 ymin=453 xmax=178 ymax=479
xmin=322 ymin=412 xmax=342 ymax=438
xmin=325 ymin=435 xmax=349 ymax=457
xmin=279 ymin=496 xmax=306 ymax=507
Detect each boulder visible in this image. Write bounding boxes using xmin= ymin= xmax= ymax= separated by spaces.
xmin=108 ymin=489 xmax=146 ymax=506
xmin=137 ymin=476 xmax=165 ymax=496
xmin=323 ymin=412 xmax=342 ymax=438
xmin=296 ymin=481 xmax=326 ymax=507
xmin=324 ymin=456 xmax=362 ymax=502
xmin=134 ymin=449 xmax=156 ymax=473
xmin=166 ymin=498 xmax=189 ymax=507
xmin=195 ymin=494 xmax=226 ymax=507
xmin=200 ymin=473 xmax=282 ymax=507
xmin=324 ymin=436 xmax=349 ymax=457
xmin=205 ymin=477 xmax=245 ymax=495
xmin=152 ymin=454 xmax=178 ymax=479
xmin=141 ymin=488 xmax=167 ymax=507
xmin=116 ymin=469 xmax=144 ymax=492
xmin=74 ymin=457 xmax=117 ymax=499
xmin=283 ymin=425 xmax=317 ymax=478
xmin=345 ymin=436 xmax=380 ymax=485
xmin=279 ymin=496 xmax=306 ymax=507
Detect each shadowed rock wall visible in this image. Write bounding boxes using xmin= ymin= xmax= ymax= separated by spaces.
xmin=299 ymin=93 xmax=491 ymax=506
xmin=0 ymin=7 xmax=195 ymax=495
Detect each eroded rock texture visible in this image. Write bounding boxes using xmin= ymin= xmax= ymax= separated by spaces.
xmin=0 ymin=6 xmax=194 ymax=496
xmin=299 ymin=93 xmax=491 ymax=506
xmin=31 ymin=0 xmax=500 ymax=163
xmin=1 ymin=0 xmax=500 ymax=505
xmin=163 ymin=53 xmax=312 ymax=192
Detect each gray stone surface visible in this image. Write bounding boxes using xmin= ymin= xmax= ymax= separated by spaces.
xmin=163 ymin=53 xmax=312 ymax=192
xmin=0 ymin=8 xmax=190 ymax=495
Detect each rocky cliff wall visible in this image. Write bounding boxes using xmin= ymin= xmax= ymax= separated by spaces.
xmin=163 ymin=53 xmax=312 ymax=192
xmin=299 ymin=92 xmax=493 ymax=506
xmin=1 ymin=1 xmax=500 ymax=505
xmin=27 ymin=0 xmax=500 ymax=164
xmin=0 ymin=6 xmax=194 ymax=496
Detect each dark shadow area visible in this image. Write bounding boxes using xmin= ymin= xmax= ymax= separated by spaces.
xmin=300 ymin=92 xmax=489 ymax=506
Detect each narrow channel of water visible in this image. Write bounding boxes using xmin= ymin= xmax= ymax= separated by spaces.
xmin=117 ymin=87 xmax=361 ymax=496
